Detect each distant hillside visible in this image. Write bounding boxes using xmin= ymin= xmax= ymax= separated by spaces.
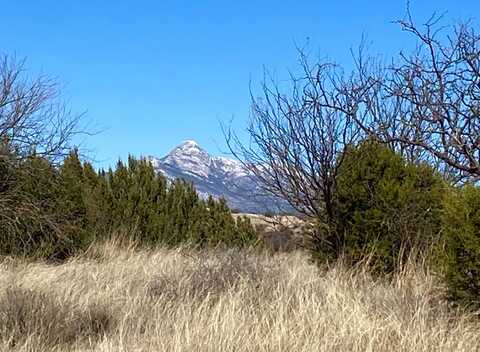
xmin=145 ymin=140 xmax=290 ymax=214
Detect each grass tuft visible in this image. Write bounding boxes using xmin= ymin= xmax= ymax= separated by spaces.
xmin=0 ymin=285 xmax=114 ymax=350
xmin=0 ymin=246 xmax=478 ymax=351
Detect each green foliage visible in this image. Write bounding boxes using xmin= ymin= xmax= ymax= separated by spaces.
xmin=0 ymin=153 xmax=81 ymax=260
xmin=234 ymin=216 xmax=259 ymax=247
xmin=0 ymin=151 xmax=258 ymax=260
xmin=58 ymin=150 xmax=93 ymax=248
xmin=161 ymin=179 xmax=202 ymax=245
xmin=311 ymin=140 xmax=445 ymax=273
xmin=98 ymin=157 xmax=167 ymax=241
xmin=94 ymin=159 xmax=258 ymax=248
xmin=440 ymin=185 xmax=480 ymax=311
xmin=194 ymin=197 xmax=258 ymax=247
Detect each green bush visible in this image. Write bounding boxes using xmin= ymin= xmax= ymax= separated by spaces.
xmin=0 ymin=151 xmax=259 ymax=260
xmin=100 ymin=156 xmax=259 ymax=248
xmin=440 ymin=184 xmax=480 ymax=311
xmin=310 ymin=140 xmax=445 ymax=273
xmin=0 ymin=153 xmax=85 ymax=260
xmin=94 ymin=157 xmax=258 ymax=248
xmin=196 ymin=197 xmax=258 ymax=247
xmin=97 ymin=157 xmax=168 ymax=242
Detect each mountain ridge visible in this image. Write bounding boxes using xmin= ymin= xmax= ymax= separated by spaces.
xmin=145 ymin=140 xmax=288 ymax=213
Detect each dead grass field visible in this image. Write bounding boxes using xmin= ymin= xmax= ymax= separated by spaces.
xmin=0 ymin=239 xmax=478 ymax=351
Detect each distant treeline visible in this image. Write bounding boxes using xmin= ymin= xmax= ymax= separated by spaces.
xmin=0 ymin=148 xmax=258 ymax=260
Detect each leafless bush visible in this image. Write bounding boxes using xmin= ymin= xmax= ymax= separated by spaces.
xmin=147 ymin=248 xmax=279 ymax=300
xmin=226 ymin=11 xmax=480 ymax=240
xmin=225 ymin=51 xmax=366 ymax=220
xmin=262 ymin=228 xmax=299 ymax=252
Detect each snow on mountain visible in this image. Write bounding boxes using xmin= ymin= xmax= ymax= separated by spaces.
xmin=158 ymin=140 xmax=211 ymax=178
xmin=145 ymin=140 xmax=289 ymax=214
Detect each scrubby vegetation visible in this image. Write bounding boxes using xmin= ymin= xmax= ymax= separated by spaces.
xmin=441 ymin=185 xmax=480 ymax=311
xmin=225 ymin=12 xmax=480 ymax=312
xmin=0 ymin=244 xmax=478 ymax=351
xmin=0 ymin=149 xmax=258 ymax=260
xmin=2 ymin=53 xmax=480 ymax=314
xmin=310 ymin=140 xmax=446 ymax=274
xmin=0 ymin=286 xmax=112 ymax=350
xmin=1 ymin=10 xmax=480 ymax=350
xmin=305 ymin=139 xmax=480 ymax=310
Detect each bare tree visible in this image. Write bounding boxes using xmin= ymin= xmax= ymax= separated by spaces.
xmin=0 ymin=54 xmax=86 ymax=252
xmin=227 ymin=10 xmax=480 ymax=229
xmin=225 ymin=51 xmax=365 ymax=222
xmin=353 ymin=12 xmax=480 ymax=182
xmin=0 ymin=54 xmax=83 ymax=164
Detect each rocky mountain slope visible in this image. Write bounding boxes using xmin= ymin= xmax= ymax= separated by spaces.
xmin=146 ymin=140 xmax=288 ymax=213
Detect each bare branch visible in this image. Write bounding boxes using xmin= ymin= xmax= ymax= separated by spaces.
xmin=354 ymin=16 xmax=480 ymax=182
xmin=0 ymin=54 xmax=84 ymax=164
xmin=225 ymin=50 xmax=366 ymax=219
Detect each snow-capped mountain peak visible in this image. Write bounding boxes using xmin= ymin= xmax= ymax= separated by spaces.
xmin=145 ymin=140 xmax=290 ymax=213
xmin=170 ymin=140 xmax=204 ymax=156
xmin=159 ymin=140 xmax=212 ymax=178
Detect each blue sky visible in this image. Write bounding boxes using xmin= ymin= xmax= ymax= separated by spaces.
xmin=0 ymin=1 xmax=478 ymax=168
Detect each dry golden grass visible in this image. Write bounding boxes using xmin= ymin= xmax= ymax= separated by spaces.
xmin=233 ymin=213 xmax=309 ymax=251
xmin=0 ymin=240 xmax=478 ymax=351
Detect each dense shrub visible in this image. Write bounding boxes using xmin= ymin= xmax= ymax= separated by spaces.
xmin=194 ymin=196 xmax=258 ymax=247
xmin=440 ymin=184 xmax=480 ymax=311
xmin=96 ymin=156 xmax=168 ymax=241
xmin=0 ymin=153 xmax=85 ymax=260
xmin=92 ymin=157 xmax=258 ymax=248
xmin=310 ymin=140 xmax=445 ymax=273
xmin=0 ymin=150 xmax=258 ymax=259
